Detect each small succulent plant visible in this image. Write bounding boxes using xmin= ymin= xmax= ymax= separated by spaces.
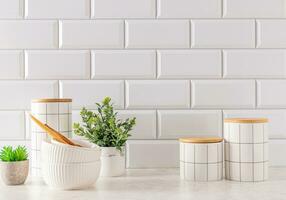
xmin=0 ymin=146 xmax=28 ymax=162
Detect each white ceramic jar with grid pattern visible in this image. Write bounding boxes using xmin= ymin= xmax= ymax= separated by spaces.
xmin=31 ymin=98 xmax=72 ymax=176
xmin=180 ymin=137 xmax=223 ymax=181
xmin=224 ymin=118 xmax=269 ymax=182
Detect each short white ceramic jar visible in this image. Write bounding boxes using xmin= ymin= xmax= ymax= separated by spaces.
xmin=224 ymin=118 xmax=269 ymax=182
xmin=180 ymin=137 xmax=223 ymax=181
xmin=100 ymin=147 xmax=125 ymax=177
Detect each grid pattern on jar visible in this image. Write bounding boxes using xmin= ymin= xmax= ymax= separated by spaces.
xmin=180 ymin=142 xmax=223 ymax=181
xmin=31 ymin=101 xmax=72 ymax=176
xmin=224 ymin=122 xmax=268 ymax=182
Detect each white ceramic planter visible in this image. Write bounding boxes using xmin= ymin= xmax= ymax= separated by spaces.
xmin=180 ymin=137 xmax=223 ymax=181
xmin=100 ymin=147 xmax=125 ymax=177
xmin=31 ymin=98 xmax=72 ymax=176
xmin=224 ymin=118 xmax=269 ymax=182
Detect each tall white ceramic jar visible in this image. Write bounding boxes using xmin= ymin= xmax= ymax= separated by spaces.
xmin=180 ymin=137 xmax=223 ymax=181
xmin=30 ymin=98 xmax=72 ymax=176
xmin=224 ymin=118 xmax=269 ymax=182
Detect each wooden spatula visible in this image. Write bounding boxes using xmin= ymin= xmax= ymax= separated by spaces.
xmin=29 ymin=113 xmax=82 ymax=147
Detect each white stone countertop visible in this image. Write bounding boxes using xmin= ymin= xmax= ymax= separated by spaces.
xmin=0 ymin=168 xmax=286 ymax=200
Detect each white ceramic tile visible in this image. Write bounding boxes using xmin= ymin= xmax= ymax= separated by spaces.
xmin=158 ymin=110 xmax=222 ymax=139
xmin=0 ymin=141 xmax=30 ymax=151
xmin=158 ymin=50 xmax=221 ymax=79
xmin=60 ymin=80 xmax=124 ymax=109
xmin=223 ymin=0 xmax=286 ymax=18
xmin=0 ymin=51 xmax=23 ymax=79
xmin=224 ymin=110 xmax=285 ymax=139
xmin=191 ymin=20 xmax=255 ymax=48
xmin=118 ymin=110 xmax=156 ymax=139
xmin=269 ymin=140 xmax=286 ymax=166
xmin=0 ymin=20 xmax=58 ymax=49
xmin=25 ymin=112 xmax=31 ymax=140
xmin=257 ymin=20 xmax=286 ymax=48
xmin=223 ymin=50 xmax=286 ymax=78
xmin=126 ymin=20 xmax=189 ymax=48
xmin=92 ymin=0 xmax=155 ymax=18
xmin=91 ymin=50 xmax=156 ymax=79
xmin=26 ymin=0 xmax=90 ymax=19
xmin=0 ymin=81 xmax=58 ymax=110
xmin=0 ymin=111 xmax=25 ymax=140
xmin=126 ymin=80 xmax=190 ymax=109
xmin=158 ymin=0 xmax=221 ymax=18
xmin=72 ymin=110 xmax=156 ymax=139
xmin=60 ymin=20 xmax=123 ymax=48
xmin=0 ymin=0 xmax=23 ymax=18
xmin=126 ymin=140 xmax=179 ymax=168
xmin=192 ymin=80 xmax=255 ymax=108
xmin=25 ymin=50 xmax=90 ymax=79
xmin=257 ymin=80 xmax=286 ymax=108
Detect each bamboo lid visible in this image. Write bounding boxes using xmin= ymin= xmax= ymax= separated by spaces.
xmin=32 ymin=98 xmax=72 ymax=103
xmin=179 ymin=137 xmax=223 ymax=144
xmin=224 ymin=118 xmax=268 ymax=123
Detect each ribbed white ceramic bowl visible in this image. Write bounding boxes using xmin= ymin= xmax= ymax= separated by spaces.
xmin=41 ymin=139 xmax=101 ymax=163
xmin=42 ymin=161 xmax=101 ymax=190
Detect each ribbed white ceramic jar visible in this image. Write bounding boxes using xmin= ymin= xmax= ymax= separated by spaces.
xmin=30 ymin=98 xmax=72 ymax=176
xmin=180 ymin=137 xmax=223 ymax=181
xmin=224 ymin=118 xmax=269 ymax=182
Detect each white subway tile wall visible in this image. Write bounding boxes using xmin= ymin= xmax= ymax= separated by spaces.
xmin=0 ymin=0 xmax=285 ymax=168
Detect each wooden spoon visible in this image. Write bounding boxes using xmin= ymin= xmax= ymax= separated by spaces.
xmin=29 ymin=113 xmax=82 ymax=147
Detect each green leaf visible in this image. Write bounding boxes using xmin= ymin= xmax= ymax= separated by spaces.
xmin=0 ymin=145 xmax=28 ymax=162
xmin=72 ymin=97 xmax=136 ymax=152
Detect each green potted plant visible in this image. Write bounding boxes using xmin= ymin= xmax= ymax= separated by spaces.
xmin=73 ymin=97 xmax=136 ymax=177
xmin=0 ymin=146 xmax=29 ymax=185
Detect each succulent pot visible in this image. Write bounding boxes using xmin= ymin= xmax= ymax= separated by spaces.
xmin=0 ymin=160 xmax=29 ymax=185
xmin=100 ymin=147 xmax=125 ymax=177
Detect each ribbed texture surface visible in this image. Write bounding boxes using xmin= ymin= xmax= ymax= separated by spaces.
xmin=41 ymin=140 xmax=101 ymax=163
xmin=42 ymin=161 xmax=101 ymax=190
